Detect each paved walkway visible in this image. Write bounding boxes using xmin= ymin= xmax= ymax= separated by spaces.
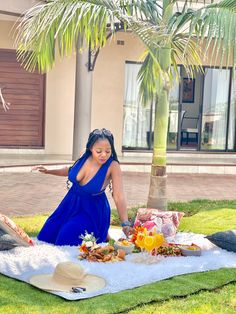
xmin=1 ymin=171 xmax=236 ymax=217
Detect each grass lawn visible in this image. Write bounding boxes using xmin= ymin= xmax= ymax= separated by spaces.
xmin=1 ymin=200 xmax=236 ymax=314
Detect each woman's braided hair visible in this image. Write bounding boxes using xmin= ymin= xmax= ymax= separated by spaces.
xmin=67 ymin=128 xmax=119 ymax=190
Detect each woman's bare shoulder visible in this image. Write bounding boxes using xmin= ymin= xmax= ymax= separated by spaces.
xmin=110 ymin=160 xmax=120 ymax=168
xmin=109 ymin=160 xmax=121 ymax=174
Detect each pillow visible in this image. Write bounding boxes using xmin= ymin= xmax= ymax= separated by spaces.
xmin=0 ymin=214 xmax=34 ymax=250
xmin=206 ymin=230 xmax=236 ymax=253
xmin=0 ymin=229 xmax=19 ymax=250
xmin=134 ymin=208 xmax=184 ymax=238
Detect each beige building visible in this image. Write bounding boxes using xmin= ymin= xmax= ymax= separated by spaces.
xmin=0 ymin=1 xmax=236 ymax=158
xmin=0 ymin=1 xmax=146 ymax=157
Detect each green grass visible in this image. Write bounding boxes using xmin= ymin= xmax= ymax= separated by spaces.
xmin=1 ymin=200 xmax=236 ymax=314
xmin=128 ymin=282 xmax=236 ymax=314
xmin=13 ymin=199 xmax=236 ymax=235
xmin=1 ymin=268 xmax=236 ymax=314
xmin=112 ymin=199 xmax=236 ymax=226
xmin=179 ymin=208 xmax=236 ymax=235
xmin=168 ymin=199 xmax=236 ymax=216
xmin=13 ymin=214 xmax=49 ymax=237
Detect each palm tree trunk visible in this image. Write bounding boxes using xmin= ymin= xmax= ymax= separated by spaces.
xmin=147 ymin=0 xmax=172 ymax=210
xmin=147 ymin=83 xmax=169 ymax=209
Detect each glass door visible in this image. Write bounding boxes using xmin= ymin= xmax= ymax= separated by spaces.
xmin=167 ymin=67 xmax=181 ymax=150
xmin=228 ymin=73 xmax=236 ymax=150
xmin=179 ymin=69 xmax=203 ymax=150
xmin=201 ymin=68 xmax=230 ymax=151
xmin=123 ymin=62 xmax=152 ymax=149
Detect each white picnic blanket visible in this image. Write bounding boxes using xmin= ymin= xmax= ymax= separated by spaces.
xmin=0 ymin=230 xmax=236 ymax=300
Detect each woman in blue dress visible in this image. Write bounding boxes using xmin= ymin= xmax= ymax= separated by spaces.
xmin=34 ymin=128 xmax=132 ymax=246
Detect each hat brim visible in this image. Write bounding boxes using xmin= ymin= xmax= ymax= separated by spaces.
xmin=29 ymin=273 xmax=106 ymax=293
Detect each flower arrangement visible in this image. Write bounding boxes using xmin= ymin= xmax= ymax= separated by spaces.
xmin=131 ymin=225 xmax=189 ymax=257
xmin=79 ymin=231 xmax=97 ymax=253
xmin=78 ymin=231 xmax=126 ymax=262
xmin=131 ymin=225 xmax=165 ymax=254
xmin=130 ymin=225 xmax=146 ymax=245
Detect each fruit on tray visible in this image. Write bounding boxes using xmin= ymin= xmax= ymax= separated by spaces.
xmin=116 ymin=239 xmax=133 ymax=246
xmin=179 ymin=243 xmax=201 ymax=256
xmin=79 ymin=244 xmax=126 ymax=262
xmin=179 ymin=244 xmax=201 ymax=250
xmin=114 ymin=238 xmax=135 ymax=254
xmin=156 ymin=244 xmax=182 ymax=257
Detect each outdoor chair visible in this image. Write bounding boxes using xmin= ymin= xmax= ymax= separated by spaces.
xmin=181 ymin=112 xmax=199 ymax=145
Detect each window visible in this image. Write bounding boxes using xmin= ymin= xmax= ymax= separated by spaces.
xmin=123 ymin=62 xmax=152 ymax=149
xmin=228 ymin=74 xmax=236 ymax=150
xmin=123 ymin=63 xmax=235 ymax=152
xmin=201 ymin=68 xmax=230 ymax=150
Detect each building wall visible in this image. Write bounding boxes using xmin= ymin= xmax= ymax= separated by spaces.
xmin=92 ymin=34 xmax=234 ymax=154
xmin=92 ymin=32 xmax=145 ymax=154
xmin=0 ymin=19 xmax=76 ymax=155
xmin=0 ymin=20 xmax=14 ymax=48
xmin=0 ymin=20 xmax=146 ymax=156
xmin=44 ymin=54 xmax=75 ymax=155
xmin=0 ymin=15 xmax=234 ymax=155
xmin=0 ymin=0 xmax=38 ymax=14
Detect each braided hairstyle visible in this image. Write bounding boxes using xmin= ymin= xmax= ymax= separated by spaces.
xmin=85 ymin=128 xmax=119 ymax=162
xmin=67 ymin=128 xmax=118 ymax=190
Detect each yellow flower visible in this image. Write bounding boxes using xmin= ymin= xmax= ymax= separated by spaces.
xmin=144 ymin=236 xmax=157 ymax=252
xmin=135 ymin=232 xmax=146 ymax=249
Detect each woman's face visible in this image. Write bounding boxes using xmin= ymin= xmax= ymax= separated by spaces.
xmin=90 ymin=139 xmax=112 ymax=165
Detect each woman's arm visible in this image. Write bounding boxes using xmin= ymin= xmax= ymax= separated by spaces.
xmin=32 ymin=165 xmax=69 ymax=177
xmin=110 ymin=162 xmax=133 ymax=236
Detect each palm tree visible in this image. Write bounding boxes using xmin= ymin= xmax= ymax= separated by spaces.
xmin=15 ymin=0 xmax=236 ymax=209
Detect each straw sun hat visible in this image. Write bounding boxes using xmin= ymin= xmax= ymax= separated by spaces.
xmin=29 ymin=261 xmax=106 ymax=293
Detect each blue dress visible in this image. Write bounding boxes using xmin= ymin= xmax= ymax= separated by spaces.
xmin=37 ymin=151 xmax=113 ymax=246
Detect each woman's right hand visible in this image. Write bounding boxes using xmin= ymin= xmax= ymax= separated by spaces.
xmin=31 ymin=165 xmax=49 ymax=174
xmin=122 ymin=226 xmax=135 ymax=237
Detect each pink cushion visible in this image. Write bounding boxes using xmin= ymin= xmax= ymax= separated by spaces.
xmin=134 ymin=208 xmax=184 ymax=238
xmin=0 ymin=214 xmax=34 ymax=247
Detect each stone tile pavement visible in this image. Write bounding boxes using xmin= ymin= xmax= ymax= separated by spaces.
xmin=1 ymin=171 xmax=236 ymax=217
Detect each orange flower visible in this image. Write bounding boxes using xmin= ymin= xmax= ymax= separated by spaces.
xmin=130 ymin=233 xmax=137 ymax=243
xmin=79 ymin=244 xmax=89 ymax=253
xmin=135 ymin=225 xmax=146 ymax=233
xmin=131 ymin=225 xmax=146 ymax=244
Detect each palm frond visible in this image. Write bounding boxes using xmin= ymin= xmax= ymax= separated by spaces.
xmin=171 ymin=34 xmax=203 ymax=77
xmin=137 ymin=31 xmax=204 ymax=106
xmin=120 ymin=0 xmax=162 ymax=24
xmin=15 ymin=0 xmax=164 ymax=72
xmin=168 ymin=0 xmax=236 ymax=71
xmin=180 ymin=1 xmax=236 ymax=68
xmin=137 ymin=51 xmax=164 ymax=106
xmin=16 ymin=0 xmax=117 ymax=72
xmin=207 ymin=0 xmax=236 ymax=11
